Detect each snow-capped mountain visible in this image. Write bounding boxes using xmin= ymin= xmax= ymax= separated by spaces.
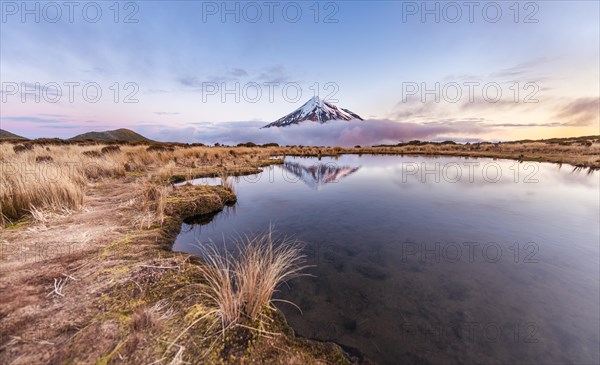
xmin=283 ymin=161 xmax=360 ymax=189
xmin=262 ymin=96 xmax=363 ymax=128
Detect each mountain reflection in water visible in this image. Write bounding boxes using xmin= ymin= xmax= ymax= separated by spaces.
xmin=283 ymin=161 xmax=360 ymax=189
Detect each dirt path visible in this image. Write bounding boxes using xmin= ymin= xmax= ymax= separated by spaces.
xmin=0 ymin=181 xmax=141 ymax=363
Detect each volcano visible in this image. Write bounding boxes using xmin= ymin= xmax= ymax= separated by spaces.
xmin=262 ymin=96 xmax=363 ymax=128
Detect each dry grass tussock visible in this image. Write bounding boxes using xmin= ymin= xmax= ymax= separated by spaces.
xmin=183 ymin=229 xmax=307 ymax=339
xmin=218 ymin=172 xmax=236 ymax=193
xmin=128 ymin=183 xmax=171 ymax=229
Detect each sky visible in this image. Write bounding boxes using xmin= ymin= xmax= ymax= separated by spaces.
xmin=1 ymin=0 xmax=599 ymax=145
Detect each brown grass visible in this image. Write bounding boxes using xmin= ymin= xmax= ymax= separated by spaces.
xmin=129 ymin=183 xmax=171 ymax=229
xmin=218 ymin=172 xmax=235 ymax=193
xmin=195 ymin=229 xmax=307 ymax=335
xmin=0 ymin=143 xmax=273 ymax=226
xmin=0 ymin=146 xmax=86 ymax=225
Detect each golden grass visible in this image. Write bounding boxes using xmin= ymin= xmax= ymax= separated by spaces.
xmin=195 ymin=229 xmax=307 ymax=335
xmin=0 ymin=143 xmax=272 ymax=226
xmin=0 ymin=144 xmax=125 ymax=225
xmin=129 ymin=183 xmax=171 ymax=229
xmin=0 ymin=145 xmax=86 ymax=225
xmin=236 ymin=230 xmax=307 ymax=322
xmin=218 ymin=172 xmax=235 ymax=193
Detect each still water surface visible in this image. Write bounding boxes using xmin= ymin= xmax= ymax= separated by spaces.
xmin=174 ymin=155 xmax=599 ymax=365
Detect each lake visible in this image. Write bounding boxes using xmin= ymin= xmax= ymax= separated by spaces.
xmin=174 ymin=155 xmax=600 ymax=365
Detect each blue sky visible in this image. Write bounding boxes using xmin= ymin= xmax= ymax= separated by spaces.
xmin=1 ymin=1 xmax=598 ymax=144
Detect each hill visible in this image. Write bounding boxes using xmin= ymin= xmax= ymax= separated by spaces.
xmin=0 ymin=129 xmax=28 ymax=140
xmin=70 ymin=128 xmax=153 ymax=142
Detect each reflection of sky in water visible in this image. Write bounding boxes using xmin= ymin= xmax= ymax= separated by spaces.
xmin=175 ymin=155 xmax=599 ymax=365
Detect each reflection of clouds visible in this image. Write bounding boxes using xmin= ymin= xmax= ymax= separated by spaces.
xmin=283 ymin=161 xmax=360 ymax=190
xmin=389 ymin=158 xmax=599 ymax=190
xmin=546 ymin=165 xmax=600 ymax=189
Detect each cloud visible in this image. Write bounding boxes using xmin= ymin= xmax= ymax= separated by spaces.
xmin=81 ymin=67 xmax=108 ymax=76
xmin=490 ymin=58 xmax=547 ymax=78
xmin=177 ymin=75 xmax=229 ymax=93
xmin=1 ymin=115 xmax=65 ymax=124
xmin=392 ymin=101 xmax=436 ymax=120
xmin=146 ymin=89 xmax=169 ymax=94
xmin=37 ymin=113 xmax=74 ymax=120
xmin=256 ymin=65 xmax=290 ymax=83
xmin=490 ymin=122 xmax=562 ymax=127
xmin=554 ymin=97 xmax=600 ymax=126
xmin=178 ymin=76 xmax=201 ymax=87
xmin=43 ymin=125 xmax=85 ymax=129
xmin=460 ymin=98 xmax=539 ymax=112
xmin=178 ymin=68 xmax=249 ymax=90
xmin=177 ymin=66 xmax=293 ymax=94
xmin=136 ymin=119 xmax=490 ymax=146
xmin=230 ymin=68 xmax=249 ymax=77
xmin=154 ymin=112 xmax=181 ymax=116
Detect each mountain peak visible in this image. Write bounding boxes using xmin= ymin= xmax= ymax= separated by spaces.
xmin=262 ymin=97 xmax=363 ymax=128
xmin=308 ymin=95 xmax=324 ymax=104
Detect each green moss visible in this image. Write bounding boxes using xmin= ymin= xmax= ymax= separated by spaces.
xmin=96 ymin=266 xmax=131 ymax=277
xmin=100 ymin=235 xmax=133 ymax=258
xmin=3 ymin=217 xmax=32 ymax=230
xmin=95 ymin=340 xmax=126 ymax=365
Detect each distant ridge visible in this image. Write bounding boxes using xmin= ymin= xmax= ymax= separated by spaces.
xmin=0 ymin=129 xmax=28 ymax=140
xmin=70 ymin=128 xmax=153 ymax=142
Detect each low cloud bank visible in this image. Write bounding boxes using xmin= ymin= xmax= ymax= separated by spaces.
xmin=139 ymin=119 xmax=490 ymax=146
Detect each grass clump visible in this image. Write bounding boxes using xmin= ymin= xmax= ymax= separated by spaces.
xmin=187 ymin=229 xmax=307 ymax=337
xmin=130 ymin=183 xmax=171 ymax=229
xmin=219 ymin=172 xmax=236 ymax=193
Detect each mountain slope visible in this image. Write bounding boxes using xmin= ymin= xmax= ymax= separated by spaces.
xmin=262 ymin=96 xmax=363 ymax=128
xmin=70 ymin=128 xmax=153 ymax=142
xmin=0 ymin=129 xmax=28 ymax=140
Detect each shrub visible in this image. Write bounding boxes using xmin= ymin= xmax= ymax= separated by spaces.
xmin=147 ymin=145 xmax=175 ymax=153
xmin=101 ymin=145 xmax=121 ymax=154
xmin=35 ymin=155 xmax=54 ymax=163
xmin=82 ymin=151 xmax=102 ymax=158
xmin=13 ymin=144 xmax=33 ymax=154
